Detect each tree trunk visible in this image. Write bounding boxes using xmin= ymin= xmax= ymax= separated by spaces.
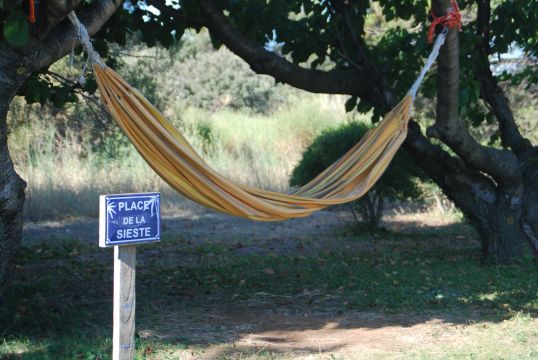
xmin=522 ymin=164 xmax=538 ymax=258
xmin=0 ymin=44 xmax=31 ymax=301
xmin=474 ymin=190 xmax=528 ymax=263
xmin=0 ymin=0 xmax=122 ymax=303
xmin=351 ymin=193 xmax=383 ymax=231
xmin=468 ymin=184 xmax=538 ymax=263
xmin=0 ymin=105 xmax=26 ymax=302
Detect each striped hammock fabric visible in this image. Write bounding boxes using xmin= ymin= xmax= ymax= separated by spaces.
xmin=95 ymin=65 xmax=411 ymax=220
xmin=68 ymin=12 xmax=449 ymax=221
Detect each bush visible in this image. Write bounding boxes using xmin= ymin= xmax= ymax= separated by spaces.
xmin=290 ymin=122 xmax=426 ymax=229
xmin=158 ymin=31 xmax=292 ymax=114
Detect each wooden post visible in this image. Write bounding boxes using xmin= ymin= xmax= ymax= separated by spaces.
xmin=101 ymin=192 xmax=160 ymax=359
xmin=113 ymin=245 xmax=136 ymax=360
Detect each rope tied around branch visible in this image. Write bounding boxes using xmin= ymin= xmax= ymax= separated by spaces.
xmin=407 ymin=0 xmax=462 ymax=99
xmin=427 ymin=0 xmax=462 ymax=43
xmin=67 ymin=11 xmax=105 ymax=84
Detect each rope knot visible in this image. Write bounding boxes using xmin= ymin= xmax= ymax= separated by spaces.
xmin=427 ymin=0 xmax=462 ymax=43
xmin=68 ymin=12 xmax=105 ymax=68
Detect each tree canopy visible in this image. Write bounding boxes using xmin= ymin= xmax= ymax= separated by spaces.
xmin=3 ymin=1 xmax=536 ymax=126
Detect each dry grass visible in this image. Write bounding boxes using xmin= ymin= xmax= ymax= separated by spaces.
xmin=139 ymin=313 xmax=538 ymax=359
xmin=8 ymin=96 xmax=355 ymax=220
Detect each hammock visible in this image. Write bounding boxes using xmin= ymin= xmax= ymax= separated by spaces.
xmin=68 ymin=11 xmax=452 ymax=221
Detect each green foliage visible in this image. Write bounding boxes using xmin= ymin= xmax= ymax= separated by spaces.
xmin=118 ymin=58 xmax=164 ymax=109
xmin=0 ymin=0 xmax=534 ymax=130
xmin=0 ymin=0 xmax=31 ymax=47
xmin=3 ymin=10 xmax=28 ymax=47
xmin=290 ymin=121 xmax=426 ymax=229
xmin=166 ymin=50 xmax=286 ymax=113
xmin=1 ymin=2 xmax=176 ymax=107
xmin=290 ymin=121 xmax=425 ymax=201
xmin=166 ymin=0 xmax=535 ymax=127
xmin=0 ymin=0 xmax=20 ymax=12
xmin=6 ymin=0 xmax=535 ymax=130
xmin=490 ymin=1 xmax=537 ymax=57
xmin=158 ymin=31 xmax=292 ymax=114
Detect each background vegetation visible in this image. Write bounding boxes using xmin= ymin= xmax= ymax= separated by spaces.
xmin=8 ymin=30 xmax=537 ymax=223
xmin=2 ymin=31 xmax=396 ymax=221
xmin=290 ymin=122 xmax=426 ymax=229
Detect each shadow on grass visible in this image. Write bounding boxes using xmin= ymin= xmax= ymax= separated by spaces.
xmin=1 ymin=216 xmax=537 ymax=358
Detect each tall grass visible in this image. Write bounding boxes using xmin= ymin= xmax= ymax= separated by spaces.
xmin=176 ymin=99 xmax=349 ymax=190
xmin=8 ymin=97 xmax=356 ymax=220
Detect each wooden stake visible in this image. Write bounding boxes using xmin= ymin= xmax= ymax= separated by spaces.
xmin=113 ymin=245 xmax=136 ymax=360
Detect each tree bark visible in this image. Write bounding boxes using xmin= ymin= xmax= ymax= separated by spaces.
xmin=197 ymin=0 xmax=377 ymax=100
xmin=426 ymin=0 xmax=537 ymax=262
xmin=0 ymin=0 xmax=122 ymax=302
xmin=0 ymin=44 xmax=32 ymax=301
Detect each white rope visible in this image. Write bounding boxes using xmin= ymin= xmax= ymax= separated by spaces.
xmin=67 ymin=11 xmax=105 ymax=83
xmin=407 ymin=27 xmax=448 ymax=100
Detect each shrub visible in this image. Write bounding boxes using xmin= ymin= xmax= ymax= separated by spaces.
xmin=158 ymin=31 xmax=292 ymax=114
xmin=290 ymin=122 xmax=425 ymax=229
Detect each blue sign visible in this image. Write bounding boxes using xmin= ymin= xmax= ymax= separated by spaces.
xmin=99 ymin=193 xmax=161 ymax=247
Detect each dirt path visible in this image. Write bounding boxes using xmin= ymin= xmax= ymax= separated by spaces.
xmin=22 ymin=208 xmax=348 ymax=246
xmin=23 ymin=205 xmax=469 ymax=253
xmin=138 ymin=304 xmax=489 ymax=359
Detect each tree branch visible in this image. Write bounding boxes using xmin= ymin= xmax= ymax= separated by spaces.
xmin=426 ymin=0 xmax=521 ymax=187
xmin=31 ymin=0 xmax=83 ymax=38
xmin=196 ymin=0 xmax=500 ymax=221
xmin=339 ymin=3 xmax=395 ymax=108
xmin=474 ymin=0 xmax=533 ymax=158
xmin=34 ymin=0 xmax=123 ymax=70
xmin=198 ymin=0 xmax=375 ymax=98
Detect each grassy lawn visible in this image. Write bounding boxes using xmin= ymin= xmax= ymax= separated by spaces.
xmin=1 ymin=220 xmax=537 ymax=359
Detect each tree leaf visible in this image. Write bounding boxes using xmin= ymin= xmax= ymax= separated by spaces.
xmin=3 ymin=11 xmax=29 ymax=47
xmin=345 ymin=97 xmax=357 ymax=112
xmin=0 ymin=0 xmax=19 ymax=11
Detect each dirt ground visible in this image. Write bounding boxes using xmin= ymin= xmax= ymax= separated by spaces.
xmin=23 ymin=204 xmax=466 ymax=252
xmin=138 ymin=302 xmax=491 ymax=359
xmin=20 ymin=206 xmax=505 ymax=359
